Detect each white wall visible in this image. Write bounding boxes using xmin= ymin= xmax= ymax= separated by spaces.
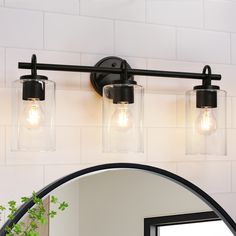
xmin=0 ymin=0 xmax=236 ymax=227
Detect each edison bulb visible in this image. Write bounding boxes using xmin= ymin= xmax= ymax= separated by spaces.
xmin=196 ymin=107 xmax=217 ymax=135
xmin=21 ymin=99 xmax=44 ymax=129
xmin=111 ymin=103 xmax=133 ymax=132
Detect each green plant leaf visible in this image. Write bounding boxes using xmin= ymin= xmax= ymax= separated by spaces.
xmin=21 ymin=197 xmax=30 ymax=203
xmin=0 ymin=205 xmax=6 ymax=211
xmin=58 ymin=202 xmax=69 ymax=211
xmin=48 ymin=211 xmax=57 ymax=218
xmin=50 ymin=196 xmax=58 ymax=204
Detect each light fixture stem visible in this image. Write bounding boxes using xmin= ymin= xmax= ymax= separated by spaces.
xmin=120 ymin=60 xmax=129 ymax=82
xmin=31 ymin=54 xmax=37 ymax=77
xmin=202 ymin=65 xmax=212 ymax=87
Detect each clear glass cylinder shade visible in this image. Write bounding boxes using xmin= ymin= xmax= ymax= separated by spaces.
xmin=186 ymin=89 xmax=227 ymax=155
xmin=103 ymin=84 xmax=144 ymax=153
xmin=12 ymin=79 xmax=56 ymax=151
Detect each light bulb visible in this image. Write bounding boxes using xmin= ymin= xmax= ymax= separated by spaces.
xmin=196 ymin=107 xmax=217 ymax=135
xmin=111 ymin=103 xmax=133 ymax=132
xmin=21 ymin=99 xmax=44 ymax=129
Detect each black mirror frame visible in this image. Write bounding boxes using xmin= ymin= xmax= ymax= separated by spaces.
xmin=0 ymin=163 xmax=235 ymax=235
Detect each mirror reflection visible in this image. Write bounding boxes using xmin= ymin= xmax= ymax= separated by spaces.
xmin=19 ymin=169 xmax=232 ymax=236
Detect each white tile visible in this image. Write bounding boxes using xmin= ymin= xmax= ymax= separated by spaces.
xmin=0 ymin=89 xmax=11 ymax=126
xmin=0 ymin=166 xmax=44 ymax=204
xmin=209 ymin=63 xmax=236 ymax=96
xmin=0 ymin=8 xmax=43 ymax=49
xmin=6 ymin=126 xmax=81 ymax=165
xmin=147 ymin=59 xmax=203 ymax=93
xmin=5 ymin=0 xmax=79 ymax=14
xmin=147 ymin=128 xmax=185 ymax=162
xmin=56 ymin=90 xmax=102 ymax=126
xmin=231 ymin=98 xmax=236 ymax=128
xmin=233 ymin=162 xmax=236 ymax=192
xmin=147 ymin=0 xmax=203 ymax=28
xmin=144 ymin=93 xmax=176 ymax=127
xmin=6 ymin=48 xmax=81 ymax=89
xmin=0 ymin=48 xmax=4 ymax=87
xmin=0 ymin=0 xmax=3 ymax=6
xmin=227 ymin=129 xmax=236 ymax=160
xmin=231 ymin=34 xmax=236 ymax=65
xmin=81 ymin=127 xmax=147 ymax=164
xmin=205 ymin=0 xmax=236 ymax=32
xmin=176 ymin=95 xmax=185 ymax=128
xmin=80 ymin=0 xmax=145 ymax=22
xmin=177 ymin=29 xmax=230 ymax=63
xmin=211 ymin=193 xmax=236 ymax=222
xmin=226 ymin=97 xmax=232 ymax=129
xmin=115 ymin=21 xmax=176 ymax=59
xmin=44 ymin=165 xmax=84 ymax=185
xmin=0 ymin=127 xmax=5 ymax=164
xmin=177 ymin=161 xmax=231 ymax=193
xmin=81 ymin=54 xmax=147 ymax=90
xmin=45 ymin=13 xmax=113 ymax=54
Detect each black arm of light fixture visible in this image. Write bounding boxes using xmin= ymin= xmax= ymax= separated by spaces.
xmin=18 ymin=55 xmax=221 ymax=95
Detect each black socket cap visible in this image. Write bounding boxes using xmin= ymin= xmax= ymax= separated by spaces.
xmin=112 ymin=85 xmax=134 ymax=104
xmin=196 ymin=90 xmax=217 ymax=108
xmin=22 ymin=80 xmax=45 ymax=101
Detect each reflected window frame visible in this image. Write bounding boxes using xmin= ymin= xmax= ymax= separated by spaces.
xmin=144 ymin=211 xmax=220 ymax=236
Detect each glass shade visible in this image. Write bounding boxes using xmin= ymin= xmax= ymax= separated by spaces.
xmin=12 ymin=79 xmax=56 ymax=151
xmin=103 ymin=84 xmax=144 ymax=153
xmin=186 ymin=89 xmax=227 ymax=155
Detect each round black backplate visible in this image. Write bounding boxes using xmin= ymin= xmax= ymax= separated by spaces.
xmin=90 ymin=56 xmax=134 ymax=96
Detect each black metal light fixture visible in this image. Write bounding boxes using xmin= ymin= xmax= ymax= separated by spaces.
xmin=186 ymin=66 xmax=226 ymax=155
xmin=16 ymin=54 xmax=225 ymax=154
xmin=95 ymin=58 xmax=144 ymax=153
xmin=12 ymin=55 xmax=55 ymax=151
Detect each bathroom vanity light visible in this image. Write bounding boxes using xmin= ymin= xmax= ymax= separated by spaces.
xmin=101 ymin=60 xmax=144 ymax=153
xmin=16 ymin=54 xmax=225 ymax=155
xmin=186 ymin=66 xmax=227 ymax=155
xmin=12 ymin=55 xmax=55 ymax=151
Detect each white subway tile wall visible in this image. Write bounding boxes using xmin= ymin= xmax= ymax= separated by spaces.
xmin=146 ymin=0 xmax=204 ymax=28
xmin=177 ymin=29 xmax=231 ymax=63
xmin=115 ymin=21 xmax=176 ymax=59
xmin=204 ymin=0 xmax=236 ymax=32
xmin=5 ymin=0 xmax=79 ymax=14
xmin=0 ymin=8 xmax=43 ymax=48
xmin=44 ymin=13 xmax=114 ymax=54
xmin=80 ymin=0 xmax=145 ymax=22
xmin=231 ymin=34 xmax=236 ymax=65
xmin=0 ymin=0 xmax=236 ymax=224
xmin=0 ymin=48 xmax=4 ymax=87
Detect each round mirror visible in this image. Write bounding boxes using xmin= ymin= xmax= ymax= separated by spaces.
xmin=0 ymin=163 xmax=235 ymax=236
